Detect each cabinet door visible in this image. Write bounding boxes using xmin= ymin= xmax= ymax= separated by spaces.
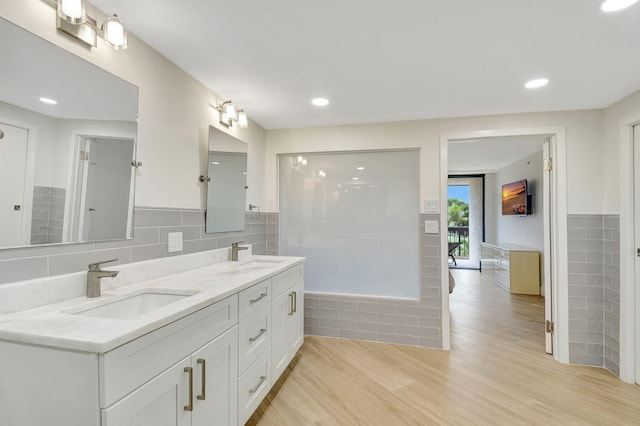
xmin=271 ymin=289 xmax=290 ymax=380
xmin=192 ymin=326 xmax=238 ymax=426
xmin=102 ymin=357 xmax=191 ymax=426
xmin=287 ymin=282 xmax=304 ymax=355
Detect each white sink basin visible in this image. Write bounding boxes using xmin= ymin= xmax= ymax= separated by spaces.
xmin=65 ymin=289 xmax=198 ymax=320
xmin=218 ymin=257 xmax=286 ymax=274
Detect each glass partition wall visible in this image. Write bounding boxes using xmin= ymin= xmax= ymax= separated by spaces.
xmin=278 ymin=150 xmax=419 ymax=299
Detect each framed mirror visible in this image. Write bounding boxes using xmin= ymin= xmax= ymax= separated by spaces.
xmin=0 ymin=18 xmax=138 ymax=250
xmin=205 ymin=126 xmax=248 ymax=233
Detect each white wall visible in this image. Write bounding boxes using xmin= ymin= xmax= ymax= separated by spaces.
xmin=265 ymin=110 xmax=603 ymax=215
xmin=484 ymin=173 xmax=497 ymax=242
xmin=0 ymin=1 xmax=266 ymax=212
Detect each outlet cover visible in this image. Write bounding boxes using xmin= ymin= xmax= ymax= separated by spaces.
xmin=424 ymin=200 xmax=439 ymax=212
xmin=424 ymin=220 xmax=439 ymax=234
xmin=168 ymin=232 xmax=183 ymax=252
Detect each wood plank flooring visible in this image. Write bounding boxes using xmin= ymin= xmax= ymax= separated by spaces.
xmin=248 ymin=269 xmax=640 ymax=425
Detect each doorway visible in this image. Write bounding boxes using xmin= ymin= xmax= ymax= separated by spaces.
xmin=71 ymin=136 xmax=135 ymax=242
xmin=441 ymin=128 xmax=568 ymax=359
xmin=448 ymin=176 xmax=484 ymax=269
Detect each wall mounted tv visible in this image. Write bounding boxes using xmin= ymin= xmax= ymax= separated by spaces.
xmin=502 ymin=179 xmax=532 ymax=215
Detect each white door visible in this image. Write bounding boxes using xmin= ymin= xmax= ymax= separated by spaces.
xmin=191 ymin=327 xmax=238 ymax=426
xmin=101 ymin=356 xmax=192 ymax=426
xmin=0 ymin=122 xmax=29 ymax=246
xmin=543 ymin=138 xmax=553 ymax=354
xmin=634 ymin=124 xmax=640 ymax=384
xmin=81 ymin=137 xmax=134 ymax=241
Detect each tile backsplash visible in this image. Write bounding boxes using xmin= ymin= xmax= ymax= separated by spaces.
xmin=0 ymin=207 xmax=266 ymax=285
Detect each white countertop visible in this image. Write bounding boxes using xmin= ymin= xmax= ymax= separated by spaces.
xmin=0 ymin=254 xmax=304 ymax=354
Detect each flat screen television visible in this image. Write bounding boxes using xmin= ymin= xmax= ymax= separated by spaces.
xmin=502 ymin=179 xmax=530 ymax=215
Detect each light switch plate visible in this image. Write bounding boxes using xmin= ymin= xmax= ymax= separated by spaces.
xmin=168 ymin=232 xmax=183 ymax=252
xmin=424 ymin=220 xmax=439 ymax=234
xmin=424 ymin=200 xmax=439 ymax=212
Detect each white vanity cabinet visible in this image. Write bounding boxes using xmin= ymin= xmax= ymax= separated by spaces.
xmin=102 ymin=326 xmax=238 ymax=426
xmin=271 ymin=264 xmax=304 ymax=380
xmin=0 ymin=257 xmax=305 ymax=426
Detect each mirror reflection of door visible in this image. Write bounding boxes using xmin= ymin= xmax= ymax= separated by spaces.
xmin=0 ymin=122 xmax=29 ymax=246
xmin=206 ymin=151 xmax=247 ymax=233
xmin=79 ymin=137 xmax=134 ymax=241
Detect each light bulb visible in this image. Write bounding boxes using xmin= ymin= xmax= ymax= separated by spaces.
xmin=57 ymin=0 xmax=85 ymax=25
xmin=104 ymin=15 xmax=127 ymax=50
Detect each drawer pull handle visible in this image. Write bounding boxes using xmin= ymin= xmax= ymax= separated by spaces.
xmin=197 ymin=358 xmax=206 ymax=401
xmin=249 ymin=328 xmax=267 ymax=342
xmin=250 ymin=292 xmax=268 ymax=305
xmin=288 ymin=293 xmax=294 ymax=316
xmin=249 ymin=375 xmax=267 ymax=394
xmin=293 ymin=291 xmax=297 ymax=314
xmin=184 ymin=367 xmax=194 ymax=411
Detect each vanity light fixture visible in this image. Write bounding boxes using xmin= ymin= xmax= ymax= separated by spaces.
xmin=293 ymin=155 xmax=308 ymax=166
xmin=57 ymin=0 xmax=85 ymax=25
xmin=601 ymin=0 xmax=638 ymax=12
xmin=103 ymin=14 xmax=127 ymax=50
xmin=214 ymin=100 xmax=249 ymax=129
xmin=48 ymin=0 xmax=128 ymax=50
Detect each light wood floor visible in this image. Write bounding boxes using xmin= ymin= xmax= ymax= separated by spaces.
xmin=248 ymin=270 xmax=640 ymax=425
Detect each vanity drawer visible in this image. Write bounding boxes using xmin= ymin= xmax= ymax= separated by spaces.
xmin=272 ymin=264 xmax=304 ymax=297
xmin=238 ymin=304 xmax=271 ymax=374
xmin=238 ymin=279 xmax=271 ymax=320
xmin=238 ymin=347 xmax=271 ymax=425
xmin=99 ymin=295 xmax=238 ymax=408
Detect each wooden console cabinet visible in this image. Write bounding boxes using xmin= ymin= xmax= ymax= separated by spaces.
xmin=480 ymin=242 xmax=540 ymax=295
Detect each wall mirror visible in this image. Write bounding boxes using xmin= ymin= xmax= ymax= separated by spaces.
xmin=0 ymin=17 xmax=139 ymax=250
xmin=205 ymin=126 xmax=248 ymax=233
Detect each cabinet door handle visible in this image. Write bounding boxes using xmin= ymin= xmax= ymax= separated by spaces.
xmin=293 ymin=291 xmax=297 ymax=314
xmin=288 ymin=292 xmax=294 ymax=316
xmin=249 ymin=375 xmax=267 ymax=394
xmin=250 ymin=292 xmax=268 ymax=305
xmin=196 ymin=358 xmax=206 ymax=401
xmin=249 ymin=328 xmax=267 ymax=342
xmin=184 ymin=367 xmax=194 ymax=411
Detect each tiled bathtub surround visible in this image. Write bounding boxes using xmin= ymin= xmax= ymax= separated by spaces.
xmin=302 ymin=214 xmax=443 ymax=348
xmin=0 ymin=207 xmax=266 ymax=285
xmin=567 ymin=214 xmax=620 ymax=375
xmin=30 ymin=186 xmax=65 ymax=245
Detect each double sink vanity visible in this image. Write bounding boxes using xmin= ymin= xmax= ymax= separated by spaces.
xmin=0 ymin=247 xmax=304 ymax=426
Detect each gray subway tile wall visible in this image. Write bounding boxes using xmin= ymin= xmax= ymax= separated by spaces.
xmin=567 ymin=214 xmax=620 ymax=375
xmin=603 ymin=215 xmax=620 ymax=376
xmin=0 ymin=207 xmax=267 ymax=285
xmin=298 ymin=213 xmax=443 ymax=348
xmin=30 ymin=186 xmax=65 ymax=245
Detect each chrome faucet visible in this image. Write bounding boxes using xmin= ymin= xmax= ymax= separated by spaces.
xmin=231 ymin=241 xmax=249 ymax=261
xmin=87 ymin=258 xmax=119 ymax=298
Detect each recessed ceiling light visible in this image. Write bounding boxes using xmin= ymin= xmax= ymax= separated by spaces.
xmin=524 ymin=78 xmax=549 ymax=89
xmin=39 ymin=97 xmax=57 ymax=105
xmin=601 ymin=0 xmax=638 ymax=12
xmin=311 ymin=97 xmax=329 ymax=106
xmin=356 ymin=166 xmax=365 ymax=170
xmin=352 ymin=177 xmax=359 ymax=180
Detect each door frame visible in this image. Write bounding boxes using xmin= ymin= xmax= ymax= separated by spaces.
xmin=439 ymin=127 xmax=568 ymax=362
xmin=619 ymin=113 xmax=640 ymax=384
xmin=0 ymin=119 xmax=38 ymax=246
xmin=67 ymin=129 xmax=137 ymax=243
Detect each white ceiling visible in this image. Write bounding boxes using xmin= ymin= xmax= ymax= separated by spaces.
xmin=91 ymin=0 xmax=640 ymax=129
xmin=448 ymin=136 xmax=544 ymax=173
xmin=0 ymin=18 xmax=138 ymax=121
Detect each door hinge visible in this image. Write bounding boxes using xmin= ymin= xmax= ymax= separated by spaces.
xmin=545 ymin=320 xmax=554 ymax=334
xmin=543 ymin=158 xmax=552 ymax=171
xmin=80 ymin=150 xmax=89 ymax=161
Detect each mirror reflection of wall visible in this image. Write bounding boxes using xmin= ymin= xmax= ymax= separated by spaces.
xmin=0 ymin=17 xmax=139 ymax=250
xmin=205 ymin=126 xmax=248 ymax=233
